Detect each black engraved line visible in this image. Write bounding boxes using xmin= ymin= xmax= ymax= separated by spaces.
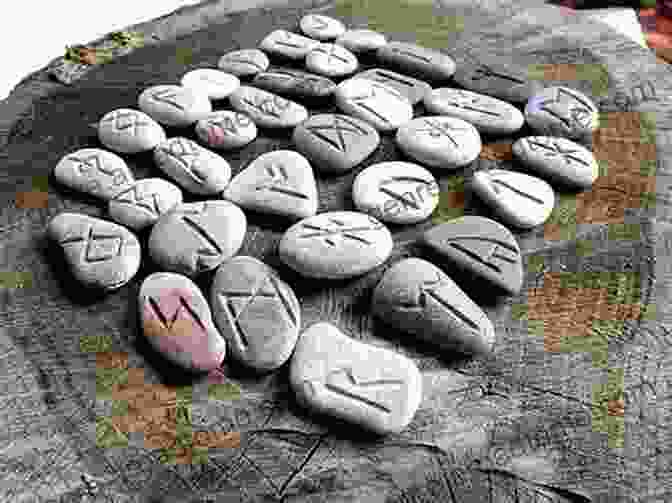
xmin=115 ymin=186 xmax=162 ymax=215
xmin=473 ymin=65 xmax=525 ymax=84
xmin=341 ymin=233 xmax=373 ymax=245
xmin=539 ymin=104 xmax=572 ymax=129
xmin=390 ymin=47 xmax=431 ymax=63
xmin=416 ymin=119 xmax=463 ymax=147
xmin=224 ymin=298 xmax=248 ymax=348
xmin=526 ymin=140 xmax=591 ymax=167
xmin=491 ymin=178 xmax=546 ymax=205
xmin=240 ymin=97 xmax=282 ymax=118
xmin=329 ymin=217 xmax=345 ymax=226
xmin=424 ymin=289 xmax=480 ymax=331
xmin=178 ymin=296 xmax=208 ymax=332
xmin=224 ymin=57 xmax=264 ymax=70
xmin=274 ymin=40 xmax=306 ymax=49
xmin=324 ymin=371 xmax=402 ymax=413
xmin=448 ymin=102 xmax=501 ymax=117
xmin=181 ymin=216 xmax=223 ymax=254
xmin=168 ymin=150 xmax=207 ymax=183
xmin=381 ymin=176 xmax=434 ymax=186
xmin=268 ymin=186 xmax=310 ymax=199
xmin=370 ymin=70 xmax=418 ymax=87
xmin=379 ymin=187 xmax=421 ymax=209
xmin=449 ymin=242 xmax=502 ymax=273
xmin=309 ymin=15 xmax=329 ymax=30
xmin=309 ymin=129 xmax=344 ymax=151
xmin=152 ymin=90 xmax=186 ymax=110
xmin=147 ymin=296 xmax=207 ymax=332
xmin=445 ymin=236 xmax=519 ymax=253
xmin=353 ymin=101 xmax=390 ymax=124
xmin=312 ymin=46 xmax=349 ymax=63
xmin=268 ymin=275 xmax=297 ymax=327
xmin=558 ymin=87 xmax=597 ymax=112
xmin=260 ymin=70 xmax=299 ymax=81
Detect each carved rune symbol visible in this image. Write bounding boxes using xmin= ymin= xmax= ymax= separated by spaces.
xmin=299 ymin=217 xmax=382 ymax=246
xmin=446 ymin=237 xmax=519 ymax=274
xmin=321 ymin=367 xmax=404 ymax=413
xmin=349 ymin=84 xmax=401 ymax=124
xmin=390 ymin=46 xmax=431 ymax=63
xmin=151 ymin=88 xmax=187 ymax=110
xmin=180 ymin=216 xmax=223 ymax=268
xmin=224 ymin=56 xmax=264 ymax=71
xmin=471 ymin=63 xmax=525 ymax=84
xmin=312 ymin=45 xmax=350 ymax=64
xmin=398 ymin=273 xmax=480 ymax=330
xmin=218 ymin=274 xmax=297 ymax=347
xmin=525 ymin=139 xmax=590 ymax=166
xmin=414 ymin=119 xmax=470 ymax=148
xmin=254 ymin=163 xmax=310 ymax=200
xmin=538 ymin=88 xmax=595 ymax=129
xmin=307 ymin=15 xmax=329 ymax=30
xmin=488 ymin=175 xmax=546 ymax=205
xmin=102 ymin=111 xmax=149 ymax=135
xmin=147 ymin=295 xmax=207 ymax=332
xmin=161 ymin=139 xmax=208 ymax=183
xmin=60 ymin=226 xmax=124 ymax=263
xmin=241 ymin=95 xmax=286 ymax=118
xmin=379 ymin=177 xmax=435 ymax=210
xmin=443 ymin=91 xmax=501 ymax=117
xmin=68 ymin=154 xmax=127 ymax=185
xmin=306 ymin=116 xmax=369 ymax=152
xmin=368 ymin=70 xmax=417 ymax=89
xmin=114 ymin=185 xmax=163 ymax=216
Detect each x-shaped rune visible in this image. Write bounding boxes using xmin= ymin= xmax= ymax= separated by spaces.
xmin=414 ymin=119 xmax=471 ymax=148
xmin=538 ymin=88 xmax=595 ymax=129
xmin=299 ymin=217 xmax=382 ymax=246
xmin=312 ymin=45 xmax=350 ymax=64
xmin=102 ymin=111 xmax=149 ymax=135
xmin=254 ymin=164 xmax=309 ymax=200
xmin=114 ymin=185 xmax=163 ymax=216
xmin=471 ymin=64 xmax=525 ymax=84
xmin=147 ymin=295 xmax=207 ymax=332
xmin=397 ymin=273 xmax=480 ymax=331
xmin=161 ymin=140 xmax=208 ymax=183
xmin=378 ymin=177 xmax=435 ymax=210
xmin=446 ymin=236 xmax=519 ymax=274
xmin=305 ymin=116 xmax=369 ymax=152
xmin=151 ymin=88 xmax=187 ymax=110
xmin=60 ymin=226 xmax=124 ymax=263
xmin=525 ymin=139 xmax=590 ymax=166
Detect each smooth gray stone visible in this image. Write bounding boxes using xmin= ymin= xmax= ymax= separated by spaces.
xmin=210 ymin=256 xmax=300 ymax=372
xmin=97 ymin=108 xmax=167 ymax=154
xmin=334 ymin=78 xmax=413 ymax=132
xmin=195 ymin=111 xmax=257 ymax=150
xmin=421 ymin=216 xmax=523 ymax=296
xmin=451 ymin=57 xmax=544 ymax=104
xmin=395 ymin=116 xmax=482 ymax=169
xmin=217 ymin=49 xmax=270 ymax=77
xmin=424 ymin=88 xmax=524 ymax=135
xmin=335 ymin=29 xmax=387 ymax=53
xmin=148 ymin=201 xmax=246 ymax=277
xmin=47 ymin=212 xmax=141 ymax=291
xmin=356 ymin=68 xmax=431 ymax=105
xmin=305 ymin=43 xmax=358 ymax=78
xmin=154 ymin=137 xmax=231 ymax=195
xmin=252 ymin=68 xmax=336 ymax=98
xmin=222 ymin=150 xmax=318 ymax=220
xmin=259 ymin=29 xmax=319 ymax=60
xmin=138 ymin=85 xmax=212 ymax=127
xmin=279 ymin=211 xmax=393 ymax=280
xmin=524 ymin=86 xmax=600 ymax=141
xmin=299 ymin=14 xmax=346 ymax=41
xmin=180 ymin=69 xmax=240 ymax=100
xmin=376 ymin=42 xmax=456 ymax=82
xmin=470 ymin=168 xmax=555 ymax=229
xmin=352 ymin=161 xmax=439 ymax=225
xmin=512 ymin=136 xmax=599 ymax=189
xmin=371 ymin=257 xmax=495 ymax=355
xmin=228 ymin=86 xmax=308 ymax=128
xmin=139 ymin=272 xmax=227 ymax=372
xmin=292 ymin=113 xmax=380 ymax=174
xmin=108 ymin=178 xmax=183 ymax=231
xmin=289 ymin=322 xmax=422 ymax=435
xmin=54 ymin=148 xmax=135 ymax=201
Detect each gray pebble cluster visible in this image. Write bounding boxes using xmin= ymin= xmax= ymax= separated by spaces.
xmin=49 ymin=12 xmax=601 ymax=436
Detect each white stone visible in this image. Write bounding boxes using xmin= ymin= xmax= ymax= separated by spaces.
xmin=336 ymin=29 xmax=387 ymax=53
xmin=108 ymin=178 xmax=183 ymax=231
xmin=97 ymin=108 xmax=166 ymax=154
xmin=299 ymin=14 xmax=346 ymax=41
xmin=306 ymin=43 xmax=358 ymax=78
xmin=195 ymin=111 xmax=257 ymax=150
xmin=138 ymin=85 xmax=212 ymax=127
xmin=180 ymin=69 xmax=240 ymax=100
xmin=259 ymin=29 xmax=319 ymax=60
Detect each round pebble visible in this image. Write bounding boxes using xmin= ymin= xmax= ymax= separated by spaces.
xmin=306 ymin=43 xmax=358 ymax=78
xmin=299 ymin=14 xmax=346 ymax=41
xmin=336 ymin=29 xmax=387 ymax=53
xmin=180 ymin=69 xmax=240 ymax=100
xmin=97 ymin=108 xmax=166 ymax=154
xmin=218 ymin=49 xmax=270 ymax=77
xmin=138 ymin=85 xmax=212 ymax=127
xmin=376 ymin=41 xmax=456 ymax=82
xmin=195 ymin=111 xmax=257 ymax=150
xmin=108 ymin=178 xmax=183 ymax=231
xmin=525 ymin=86 xmax=600 ymax=140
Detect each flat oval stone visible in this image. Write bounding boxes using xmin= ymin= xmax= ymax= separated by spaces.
xmin=195 ymin=111 xmax=257 ymax=150
xmin=421 ymin=216 xmax=523 ymax=296
xmin=252 ymin=68 xmax=336 ymax=98
xmin=278 ymin=211 xmax=393 ymax=279
xmin=356 ymin=68 xmax=431 ymax=105
xmin=424 ymin=88 xmax=524 ymax=135
xmin=292 ymin=113 xmax=380 ymax=174
xmin=218 ymin=49 xmax=270 ymax=77
xmin=259 ymin=29 xmax=319 ymax=60
xmin=222 ymin=150 xmax=317 ymax=220
xmin=210 ymin=256 xmax=301 ymax=372
xmin=47 ymin=212 xmax=141 ymax=291
xmin=305 ymin=43 xmax=358 ymax=78
xmin=451 ymin=57 xmax=544 ymax=104
xmin=54 ymin=148 xmax=135 ymax=201
xmin=372 ymin=257 xmax=495 ymax=355
xmin=108 ymin=178 xmax=183 ymax=231
xmin=138 ymin=85 xmax=212 ymax=127
xmin=352 ymin=162 xmax=439 ymax=225
xmin=154 ymin=137 xmax=231 ymax=195
xmin=180 ymin=69 xmax=240 ymax=100
xmin=395 ymin=116 xmax=482 ymax=169
xmin=335 ymin=78 xmax=413 ymax=132
xmin=470 ymin=169 xmax=555 ymax=229
xmin=98 ymin=108 xmax=167 ymax=154
xmin=140 ymin=272 xmax=226 ymax=372
xmin=148 ymin=201 xmax=246 ymax=277
xmin=299 ymin=14 xmax=346 ymax=41
xmin=376 ymin=42 xmax=456 ymax=82
xmin=228 ymin=86 xmax=308 ymax=128
xmin=336 ymin=29 xmax=387 ymax=53
xmin=512 ymin=136 xmax=599 ymax=189
xmin=289 ymin=322 xmax=422 ymax=435
xmin=525 ymin=86 xmax=600 ymax=140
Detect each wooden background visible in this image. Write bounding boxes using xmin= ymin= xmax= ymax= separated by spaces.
xmin=1 ymin=0 xmax=672 ymax=501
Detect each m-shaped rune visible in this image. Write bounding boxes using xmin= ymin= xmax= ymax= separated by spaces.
xmin=414 ymin=118 xmax=471 ymax=147
xmin=60 ymin=226 xmax=124 ymax=263
xmin=147 ymin=295 xmax=207 ymax=332
xmin=525 ymin=139 xmax=590 ymax=166
xmin=254 ymin=163 xmax=309 ymax=200
xmin=103 ymin=111 xmax=149 ymax=135
xmin=299 ymin=217 xmax=381 ymax=246
xmin=305 ymin=116 xmax=369 ymax=152
xmin=114 ymin=185 xmax=163 ymax=216
xmin=160 ymin=140 xmax=208 ymax=183
xmin=151 ymin=88 xmax=187 ymax=110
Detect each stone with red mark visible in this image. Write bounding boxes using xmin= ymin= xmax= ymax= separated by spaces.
xmin=195 ymin=111 xmax=257 ymax=150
